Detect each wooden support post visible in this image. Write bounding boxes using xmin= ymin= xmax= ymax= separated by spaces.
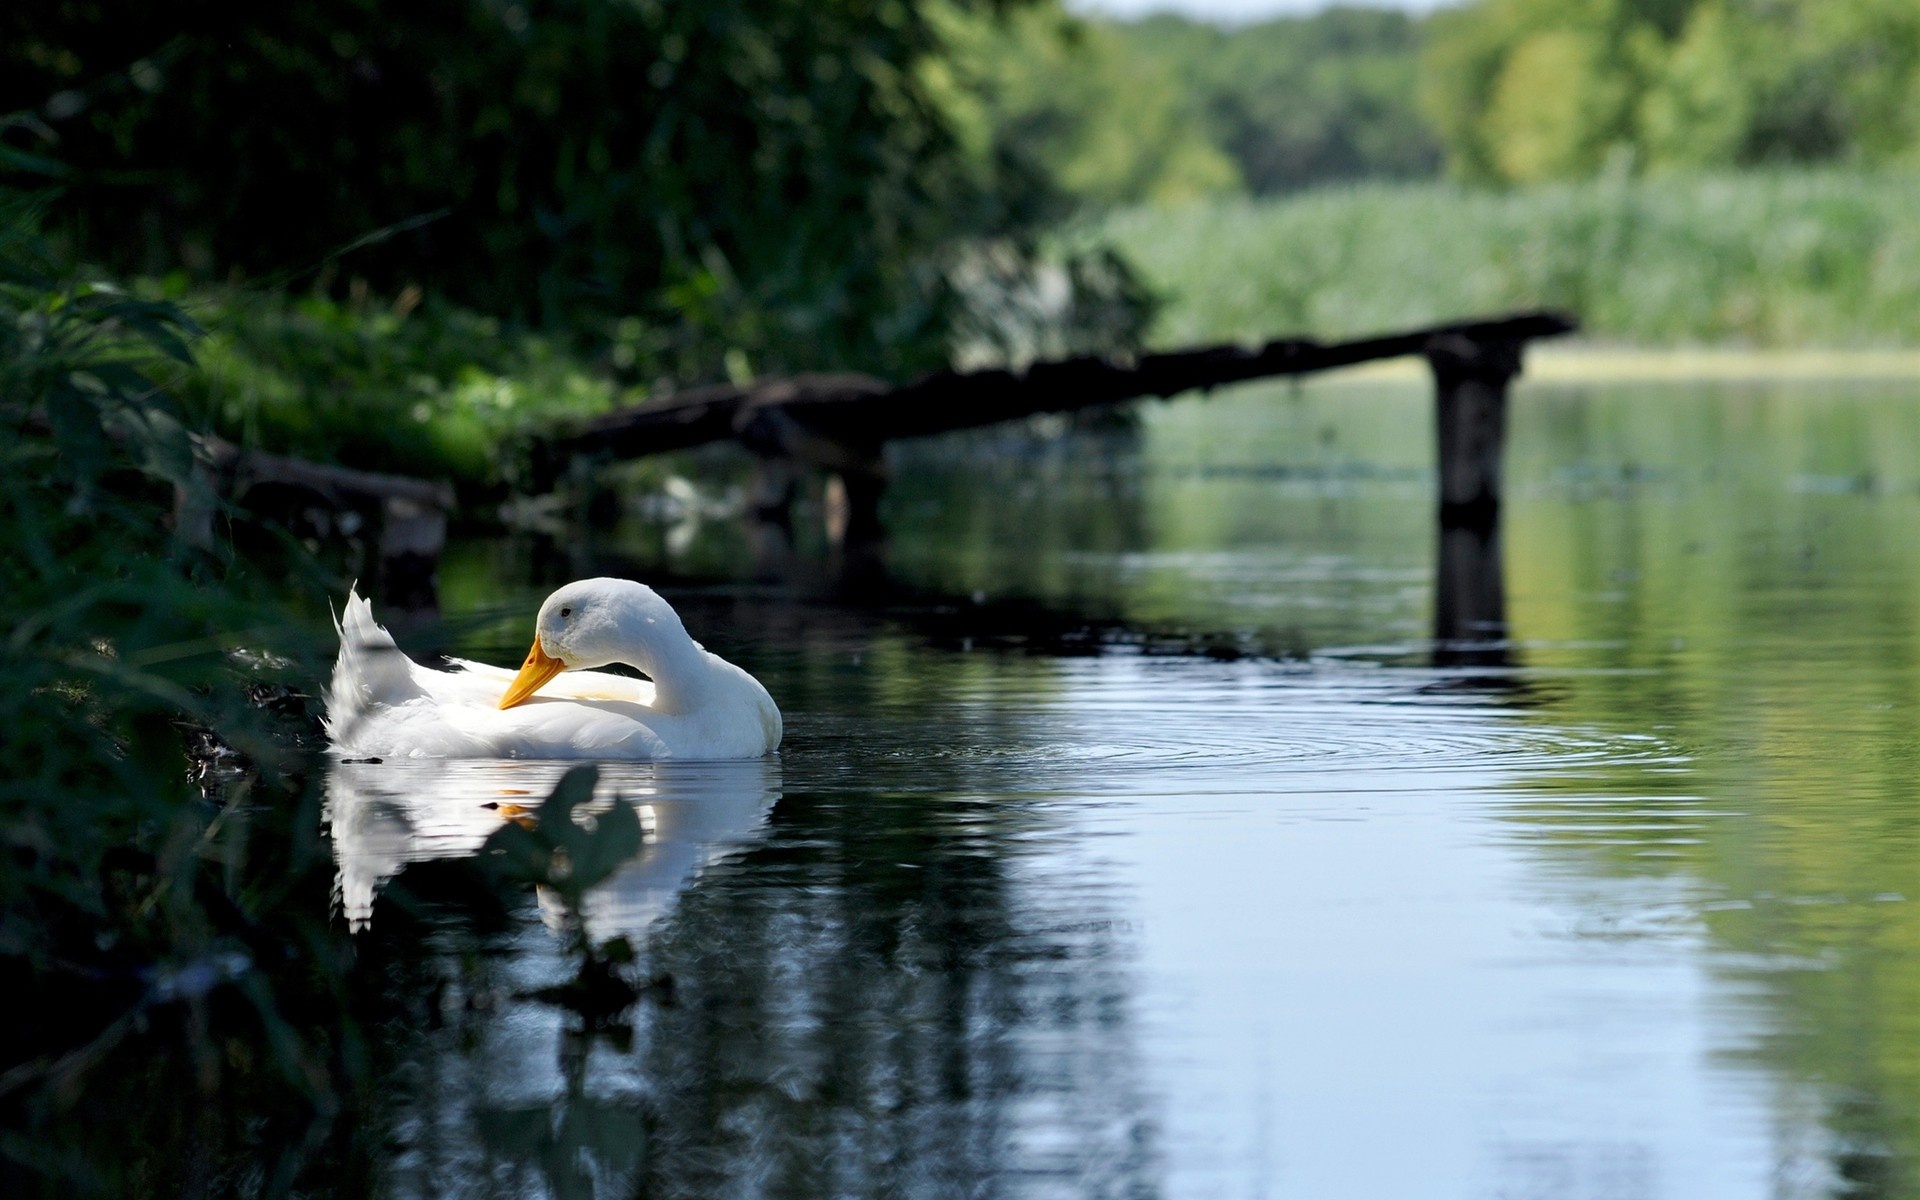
xmin=1425 ymin=334 xmax=1524 ymax=525
xmin=823 ymin=461 xmax=889 ymax=594
xmin=743 ymin=454 xmax=801 ymax=582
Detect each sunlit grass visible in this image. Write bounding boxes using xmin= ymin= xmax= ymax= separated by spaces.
xmin=1086 ymin=167 xmax=1920 ymax=350
xmin=169 ymin=288 xmax=638 ymax=491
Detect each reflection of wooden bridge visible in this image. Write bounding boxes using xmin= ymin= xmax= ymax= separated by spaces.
xmin=528 ymin=311 xmax=1576 ymax=540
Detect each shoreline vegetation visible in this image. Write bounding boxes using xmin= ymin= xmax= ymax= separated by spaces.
xmin=1087 ymin=167 xmax=1920 ymax=355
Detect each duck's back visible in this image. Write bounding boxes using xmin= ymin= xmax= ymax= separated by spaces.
xmin=327 ymin=597 xmax=652 ymax=758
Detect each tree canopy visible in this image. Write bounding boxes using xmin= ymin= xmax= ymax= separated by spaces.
xmin=2 ymin=0 xmax=1087 ymax=380
xmin=1116 ymin=8 xmax=1441 ymax=195
xmin=964 ymin=6 xmax=1441 ymax=205
xmin=1422 ymin=0 xmax=1920 ymax=183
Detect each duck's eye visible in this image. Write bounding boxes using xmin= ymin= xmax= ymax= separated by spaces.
xmin=560 ymin=606 xmax=572 ymax=619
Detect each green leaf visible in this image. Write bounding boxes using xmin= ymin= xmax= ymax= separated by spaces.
xmin=117 ymin=301 xmax=202 ymax=365
xmin=534 ymin=763 xmax=601 ymax=830
xmin=565 ymin=796 xmax=643 ymax=891
xmin=0 ymin=144 xmax=72 ymax=179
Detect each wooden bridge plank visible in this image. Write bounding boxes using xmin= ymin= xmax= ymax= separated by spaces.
xmin=531 ymin=311 xmax=1576 ymax=484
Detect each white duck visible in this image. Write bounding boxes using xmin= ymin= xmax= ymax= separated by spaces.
xmin=325 ymin=578 xmax=782 ymax=760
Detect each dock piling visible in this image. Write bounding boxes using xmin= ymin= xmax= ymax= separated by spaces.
xmin=1426 ymin=333 xmax=1524 ymax=526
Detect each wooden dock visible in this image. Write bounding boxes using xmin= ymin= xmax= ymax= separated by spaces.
xmin=527 ymin=310 xmax=1577 ymax=538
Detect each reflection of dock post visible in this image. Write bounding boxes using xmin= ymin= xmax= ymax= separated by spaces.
xmin=1433 ymin=522 xmax=1508 ymax=666
xmin=738 ymin=408 xmax=887 ymax=543
xmin=824 ymin=458 xmax=887 ymax=548
xmin=823 ymin=454 xmax=889 ymax=592
xmin=738 ymin=407 xmax=889 ymax=585
xmin=744 ymin=453 xmax=800 ymax=580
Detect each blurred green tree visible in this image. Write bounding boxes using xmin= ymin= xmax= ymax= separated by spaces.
xmin=1423 ymin=0 xmax=1920 ymax=183
xmin=946 ymin=5 xmax=1441 ymax=207
xmin=960 ymin=6 xmax=1241 ymax=209
xmin=1121 ymin=8 xmax=1443 ymax=194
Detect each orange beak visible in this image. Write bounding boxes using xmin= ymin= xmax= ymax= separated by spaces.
xmin=499 ymin=637 xmax=567 ymax=709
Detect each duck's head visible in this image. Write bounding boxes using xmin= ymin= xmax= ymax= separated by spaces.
xmin=498 ymin=578 xmax=691 ymax=709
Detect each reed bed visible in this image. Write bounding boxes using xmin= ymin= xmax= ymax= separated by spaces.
xmin=1086 ymin=168 xmax=1920 ymax=349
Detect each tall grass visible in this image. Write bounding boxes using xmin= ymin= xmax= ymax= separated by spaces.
xmin=1083 ymin=167 xmax=1920 ymax=349
xmin=0 ymin=182 xmax=363 ymax=1193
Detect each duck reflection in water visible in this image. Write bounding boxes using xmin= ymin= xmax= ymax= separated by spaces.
xmin=325 ymin=757 xmax=781 ymax=940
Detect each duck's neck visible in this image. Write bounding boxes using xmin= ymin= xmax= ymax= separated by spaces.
xmin=632 ymin=632 xmax=712 ymax=715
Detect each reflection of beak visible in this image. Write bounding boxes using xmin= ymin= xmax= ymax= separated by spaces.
xmin=499 ymin=638 xmax=567 ymax=709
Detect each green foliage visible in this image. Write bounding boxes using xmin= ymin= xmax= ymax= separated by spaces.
xmin=167 ymin=254 xmax=1156 ymax=490
xmin=0 ymin=178 xmax=360 ymax=1193
xmin=1085 ymin=167 xmax=1920 ymax=348
xmin=1113 ymin=8 xmax=1443 ymax=194
xmin=485 ymin=765 xmax=646 ymax=911
xmin=958 ymin=7 xmax=1241 ymax=209
xmin=1423 ymin=0 xmax=1920 ymax=183
xmin=2 ymin=0 xmax=1113 ymax=382
xmin=177 ymin=288 xmax=632 ymax=490
xmin=0 ymin=177 xmax=665 ymax=1188
xmin=964 ymin=5 xmax=1440 ymax=206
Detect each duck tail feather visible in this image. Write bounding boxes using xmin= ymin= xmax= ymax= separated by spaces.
xmin=324 ymin=585 xmax=424 ymax=738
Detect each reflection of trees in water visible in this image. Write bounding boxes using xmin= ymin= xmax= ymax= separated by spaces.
xmin=1490 ymin=386 xmax=1920 ymax=1199
xmin=631 ymin=791 xmax=1155 ymax=1197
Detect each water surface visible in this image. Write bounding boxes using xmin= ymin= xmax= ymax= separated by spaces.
xmin=347 ymin=376 xmax=1920 ymax=1199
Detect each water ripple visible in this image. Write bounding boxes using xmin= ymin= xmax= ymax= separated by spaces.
xmin=793 ymin=661 xmax=1682 ymax=783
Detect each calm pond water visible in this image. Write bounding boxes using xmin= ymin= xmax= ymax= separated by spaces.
xmin=338 ymin=375 xmax=1920 ymax=1199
